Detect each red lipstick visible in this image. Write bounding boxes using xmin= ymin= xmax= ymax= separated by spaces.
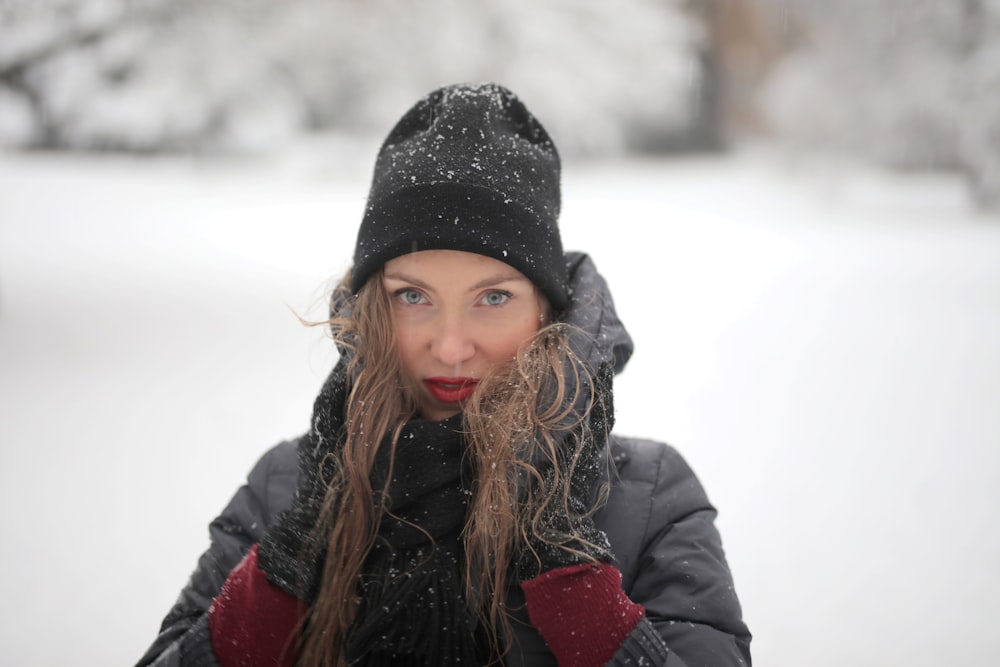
xmin=423 ymin=377 xmax=479 ymax=404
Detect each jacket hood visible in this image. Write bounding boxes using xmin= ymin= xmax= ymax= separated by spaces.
xmin=561 ymin=251 xmax=634 ymax=377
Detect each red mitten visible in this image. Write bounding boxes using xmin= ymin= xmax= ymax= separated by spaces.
xmin=208 ymin=544 xmax=310 ymax=667
xmin=522 ymin=562 xmax=645 ymax=667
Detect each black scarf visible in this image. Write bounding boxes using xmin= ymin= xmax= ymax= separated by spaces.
xmin=346 ymin=414 xmax=486 ymax=665
xmin=264 ymin=360 xmax=487 ymax=666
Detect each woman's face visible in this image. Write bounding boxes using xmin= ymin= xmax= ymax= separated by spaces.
xmin=383 ymin=249 xmax=544 ymax=421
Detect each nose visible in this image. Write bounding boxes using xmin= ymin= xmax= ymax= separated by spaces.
xmin=430 ymin=313 xmax=475 ymax=370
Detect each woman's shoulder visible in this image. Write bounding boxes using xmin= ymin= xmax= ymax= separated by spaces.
xmin=607 ymin=433 xmax=704 ymax=494
xmin=601 ymin=434 xmax=717 ymax=548
xmin=236 ymin=436 xmax=304 ymax=529
xmin=247 ymin=437 xmax=301 ymax=479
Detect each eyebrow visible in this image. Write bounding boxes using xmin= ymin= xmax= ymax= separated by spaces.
xmin=471 ymin=272 xmax=530 ymax=290
xmin=383 ymin=270 xmax=529 ymax=291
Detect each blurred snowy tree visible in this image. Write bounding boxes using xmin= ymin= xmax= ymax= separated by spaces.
xmin=758 ymin=0 xmax=1000 ymax=208
xmin=0 ymin=0 xmax=708 ymax=156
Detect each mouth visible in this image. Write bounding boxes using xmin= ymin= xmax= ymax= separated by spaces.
xmin=423 ymin=377 xmax=479 ymax=404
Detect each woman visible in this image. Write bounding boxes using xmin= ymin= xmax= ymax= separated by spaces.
xmin=137 ymin=82 xmax=751 ymax=667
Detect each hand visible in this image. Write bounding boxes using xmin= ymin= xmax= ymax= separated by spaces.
xmin=208 ymin=545 xmax=306 ymax=667
xmin=516 ymin=361 xmax=615 ymax=581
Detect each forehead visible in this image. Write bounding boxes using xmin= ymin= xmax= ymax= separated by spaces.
xmin=383 ymin=249 xmax=528 ymax=281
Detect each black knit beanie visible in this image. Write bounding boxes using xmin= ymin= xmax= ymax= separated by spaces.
xmin=351 ymin=82 xmax=568 ymax=312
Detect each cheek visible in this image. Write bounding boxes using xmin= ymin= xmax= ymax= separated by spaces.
xmin=486 ymin=318 xmax=540 ymax=360
xmin=393 ymin=320 xmax=422 ymax=375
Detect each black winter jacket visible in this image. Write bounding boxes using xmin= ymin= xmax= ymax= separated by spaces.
xmin=137 ymin=433 xmax=751 ymax=666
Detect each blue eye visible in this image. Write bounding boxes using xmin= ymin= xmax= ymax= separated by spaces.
xmin=396 ymin=289 xmax=427 ymax=305
xmin=481 ymin=290 xmax=511 ymax=306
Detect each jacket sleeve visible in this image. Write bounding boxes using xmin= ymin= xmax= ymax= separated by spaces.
xmin=135 ymin=440 xmax=300 ymax=667
xmin=604 ymin=439 xmax=752 ymax=667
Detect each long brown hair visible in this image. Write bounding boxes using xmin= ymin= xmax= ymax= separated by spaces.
xmin=297 ymin=268 xmax=607 ymax=667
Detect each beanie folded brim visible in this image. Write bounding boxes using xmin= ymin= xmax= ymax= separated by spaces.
xmin=352 ymin=181 xmax=568 ymax=312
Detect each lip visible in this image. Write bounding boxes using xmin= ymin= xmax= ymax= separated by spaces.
xmin=423 ymin=377 xmax=479 ymax=404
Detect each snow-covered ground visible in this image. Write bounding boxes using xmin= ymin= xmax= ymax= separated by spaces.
xmin=1 ymin=146 xmax=998 ymax=666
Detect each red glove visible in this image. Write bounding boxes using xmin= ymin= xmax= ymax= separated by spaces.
xmin=522 ymin=562 xmax=645 ymax=667
xmin=208 ymin=544 xmax=310 ymax=667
